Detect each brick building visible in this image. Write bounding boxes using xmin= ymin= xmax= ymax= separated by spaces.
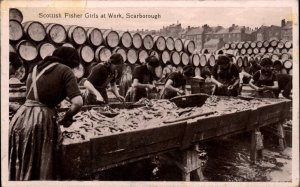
xmin=181 ymin=26 xmax=205 ymax=50
xmin=255 ymin=25 xmax=282 ymax=41
xmin=281 ymin=19 xmax=292 ymax=41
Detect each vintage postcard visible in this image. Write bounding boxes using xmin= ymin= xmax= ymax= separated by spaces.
xmin=1 ymin=0 xmax=299 ymax=187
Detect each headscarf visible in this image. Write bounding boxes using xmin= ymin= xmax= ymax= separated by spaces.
xmin=146 ymin=56 xmax=160 ymax=67
xmin=183 ymin=65 xmax=195 ymax=77
xmin=37 ymin=47 xmax=80 ymax=71
xmin=108 ymin=53 xmax=124 ymax=65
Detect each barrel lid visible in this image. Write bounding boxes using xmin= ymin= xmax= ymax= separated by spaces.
xmin=199 ymin=54 xmax=207 ymax=67
xmin=17 ymin=40 xmax=38 ymax=61
xmin=174 ymin=38 xmax=183 ymax=52
xmin=9 ymin=20 xmax=23 ymax=42
xmin=260 ymin=48 xmax=266 ymax=53
xmin=161 ymin=50 xmax=170 ymax=64
xmin=180 ymin=52 xmax=189 ymax=66
xmin=154 ymin=36 xmax=166 ymax=51
xmin=285 ymin=41 xmax=292 ymax=49
xmin=113 ymin=47 xmax=127 ymax=62
xmin=9 ymin=8 xmax=23 ymax=22
xmin=208 ymin=55 xmax=215 ymax=67
xmin=23 ymin=21 xmax=46 ymax=42
xmin=103 ymin=30 xmax=119 ymax=48
xmin=86 ymin=27 xmax=103 ymax=47
xmin=192 ymin=54 xmax=200 ymax=67
xmin=38 ymin=42 xmax=56 ymax=59
xmin=171 ymin=51 xmax=180 ymax=65
xmin=142 ymin=34 xmax=154 ymax=50
xmin=127 ymin=49 xmax=138 ymax=64
xmin=283 ymin=60 xmax=292 ymax=69
xmin=79 ymin=45 xmax=94 ymax=63
xmin=165 ymin=37 xmax=175 ymax=51
xmin=132 ymin=32 xmax=142 ymax=49
xmin=95 ymin=46 xmax=111 ymax=62
xmin=46 ymin=23 xmax=67 ymax=44
xmin=138 ymin=50 xmax=149 ymax=64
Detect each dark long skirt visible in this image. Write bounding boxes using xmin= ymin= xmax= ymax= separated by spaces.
xmin=9 ymin=100 xmax=61 ymax=180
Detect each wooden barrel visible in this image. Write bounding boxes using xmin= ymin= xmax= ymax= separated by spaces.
xmin=253 ymin=48 xmax=259 ymax=54
xmin=281 ymin=53 xmax=290 ymax=61
xmin=237 ymin=42 xmax=244 ymax=49
xmin=112 ymin=47 xmax=127 ymax=62
xmin=260 ymin=47 xmax=266 ymax=54
xmin=9 ymin=44 xmax=16 ymax=53
xmin=208 ymin=54 xmax=216 ymax=67
xmin=240 ymin=48 xmax=246 ymax=55
xmin=283 ymin=60 xmax=292 ymax=70
xmin=174 ymin=38 xmax=183 ymax=52
xmin=9 ymin=8 xmax=23 ymax=22
xmin=23 ymin=21 xmax=46 ymax=42
xmin=277 ymin=41 xmax=284 ymax=49
xmin=165 ymin=37 xmax=175 ymax=51
xmin=199 ymin=54 xmax=207 ymax=67
xmin=195 ymin=67 xmax=201 ymax=77
xmin=132 ymin=33 xmax=143 ymax=49
xmin=14 ymin=63 xmax=28 ymax=83
xmin=66 ymin=25 xmax=87 ymax=45
xmin=45 ymin=23 xmax=67 ymax=44
xmin=235 ymin=56 xmax=243 ymax=67
xmin=103 ymin=30 xmax=119 ymax=48
xmin=246 ymin=48 xmax=253 ymax=55
xmin=72 ymin=63 xmax=85 ymax=79
xmin=271 ymin=54 xmax=279 ymax=62
xmin=149 ymin=50 xmax=159 ymax=59
xmin=118 ymin=31 xmax=132 ymax=48
xmin=230 ymin=43 xmax=237 ymax=49
xmin=250 ymin=42 xmax=256 ymax=48
xmin=281 ymin=68 xmax=288 ymax=74
xmin=62 ymin=43 xmax=75 ymax=48
xmin=243 ymin=56 xmax=249 ymax=67
xmin=270 ymin=40 xmax=278 ymax=47
xmin=95 ymin=46 xmax=111 ymax=62
xmin=127 ymin=48 xmax=138 ymax=64
xmin=37 ymin=42 xmax=56 ymax=59
xmin=284 ymin=41 xmax=292 ymax=49
xmin=155 ymin=65 xmax=163 ymax=78
xmin=153 ymin=36 xmax=166 ymax=51
xmin=267 ymin=47 xmax=274 ymax=53
xmin=288 ymin=48 xmax=293 ymax=56
xmin=86 ymin=27 xmax=103 ymax=47
xmin=78 ymin=45 xmax=94 ymax=63
xmin=273 ymin=48 xmax=280 ymax=54
xmin=215 ymin=49 xmax=224 ymax=55
xmin=180 ymin=52 xmax=189 ymax=66
xmin=183 ymin=39 xmax=195 ymax=54
xmin=224 ymin=43 xmax=231 ymax=50
xmin=170 ymin=51 xmax=181 ymax=65
xmin=256 ymin=41 xmax=263 ymax=48
xmin=16 ymin=40 xmax=38 ymax=61
xmin=281 ymin=48 xmax=288 ymax=53
xmin=138 ymin=49 xmax=149 ymax=64
xmin=9 ymin=20 xmax=23 ymax=42
xmin=243 ymin=42 xmax=250 ymax=49
xmin=200 ymin=48 xmax=209 ymax=54
xmin=263 ymin=40 xmax=270 ymax=48
xmin=190 ymin=54 xmax=200 ymax=67
xmin=262 ymin=54 xmax=271 ymax=59
xmin=142 ymin=34 xmax=154 ymax=50
xmin=160 ymin=50 xmax=170 ymax=64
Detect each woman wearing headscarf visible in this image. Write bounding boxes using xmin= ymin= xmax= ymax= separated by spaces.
xmin=211 ymin=55 xmax=240 ymax=96
xmin=9 ymin=47 xmax=83 ymax=180
xmin=249 ymin=58 xmax=279 ymax=98
xmin=160 ymin=65 xmax=195 ymax=99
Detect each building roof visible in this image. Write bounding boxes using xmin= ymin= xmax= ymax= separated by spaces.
xmin=185 ymin=27 xmax=204 ymax=35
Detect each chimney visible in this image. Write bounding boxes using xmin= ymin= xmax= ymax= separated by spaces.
xmin=281 ymin=19 xmax=286 ymax=27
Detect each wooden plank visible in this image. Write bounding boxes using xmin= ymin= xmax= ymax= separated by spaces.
xmin=61 ymin=140 xmax=92 ymax=179
xmin=257 ymin=102 xmax=286 ymax=127
xmin=92 ymin=137 xmax=181 ymax=172
xmin=90 ymin=121 xmax=186 ymax=155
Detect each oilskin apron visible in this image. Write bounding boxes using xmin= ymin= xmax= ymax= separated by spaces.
xmin=9 ymin=63 xmax=62 ymax=180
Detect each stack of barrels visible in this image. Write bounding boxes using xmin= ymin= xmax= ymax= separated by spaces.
xmin=9 ymin=8 xmax=199 ymax=82
xmin=223 ymin=40 xmax=293 ymax=75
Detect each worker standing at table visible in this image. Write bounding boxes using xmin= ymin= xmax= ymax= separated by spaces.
xmin=272 ymin=60 xmax=292 ymax=99
xmin=211 ymin=55 xmax=240 ymax=96
xmin=249 ymin=58 xmax=279 ymax=98
xmin=83 ymin=54 xmax=125 ymax=104
xmin=129 ymin=56 xmax=160 ymax=102
xmin=9 ymin=47 xmax=83 ymax=180
xmin=160 ymin=65 xmax=195 ymax=99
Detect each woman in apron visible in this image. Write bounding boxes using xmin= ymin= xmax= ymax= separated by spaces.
xmin=249 ymin=58 xmax=279 ymax=98
xmin=9 ymin=47 xmax=83 ymax=180
xmin=83 ymin=54 xmax=125 ymax=105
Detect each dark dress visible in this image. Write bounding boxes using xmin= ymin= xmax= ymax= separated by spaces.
xmin=84 ymin=63 xmax=116 ymax=104
xmin=161 ymin=72 xmax=186 ymax=99
xmin=212 ymin=64 xmax=240 ymax=96
xmin=252 ymin=70 xmax=278 ymax=98
xmin=9 ymin=63 xmax=81 ymax=180
xmin=131 ymin=65 xmax=157 ymax=102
